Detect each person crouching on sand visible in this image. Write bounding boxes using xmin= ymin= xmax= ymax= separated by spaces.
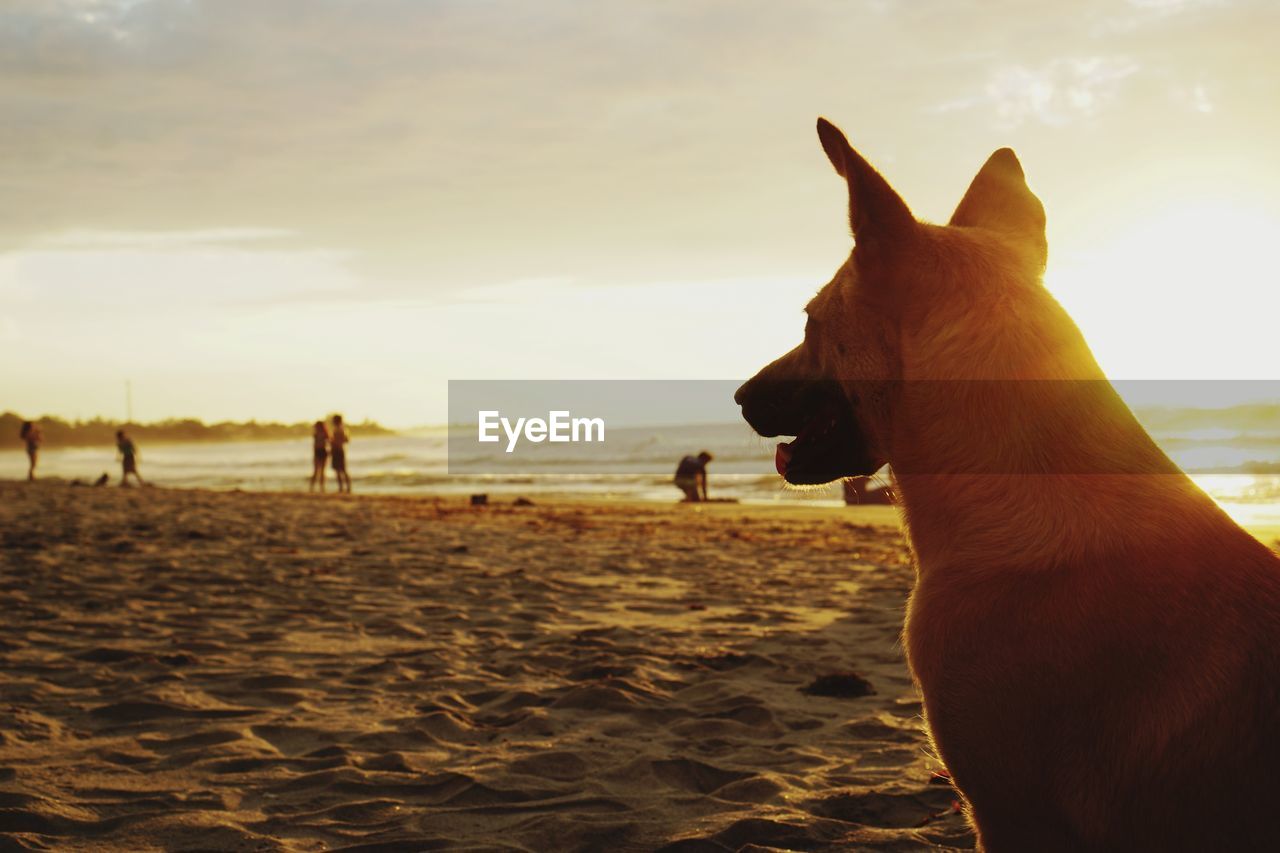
xmin=330 ymin=414 xmax=351 ymax=493
xmin=19 ymin=420 xmax=42 ymax=481
xmin=116 ymin=429 xmax=145 ymax=487
xmin=674 ymin=451 xmax=713 ymax=502
xmin=310 ymin=420 xmax=329 ymax=492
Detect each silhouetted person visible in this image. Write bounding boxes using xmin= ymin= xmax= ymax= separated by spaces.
xmin=674 ymin=450 xmax=713 ymax=502
xmin=19 ymin=420 xmax=41 ymax=481
xmin=310 ymin=420 xmax=330 ymax=493
xmin=116 ymin=429 xmax=145 ymax=487
xmin=330 ymin=414 xmax=351 ymax=493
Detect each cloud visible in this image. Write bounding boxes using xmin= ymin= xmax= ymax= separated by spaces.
xmin=0 ymin=1 xmax=878 ymax=287
xmin=1174 ymin=82 xmax=1216 ymax=114
xmin=930 ymin=56 xmax=1140 ymax=128
xmin=38 ymin=228 xmax=295 ymax=250
xmin=1119 ymin=0 xmax=1229 ymax=20
xmin=0 ymin=0 xmax=1275 ymax=297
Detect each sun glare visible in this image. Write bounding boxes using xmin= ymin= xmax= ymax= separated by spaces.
xmin=1047 ymin=198 xmax=1280 ymax=395
xmin=1048 ymin=199 xmax=1280 ymax=534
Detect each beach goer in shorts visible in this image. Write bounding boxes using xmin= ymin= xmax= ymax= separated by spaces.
xmin=674 ymin=450 xmax=713 ymax=502
xmin=116 ymin=429 xmax=145 ymax=487
xmin=330 ymin=414 xmax=351 ymax=493
xmin=19 ymin=421 xmax=41 ymax=481
xmin=310 ymin=420 xmax=330 ymax=492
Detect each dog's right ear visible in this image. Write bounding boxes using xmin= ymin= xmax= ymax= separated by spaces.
xmin=816 ymin=118 xmax=915 ymax=253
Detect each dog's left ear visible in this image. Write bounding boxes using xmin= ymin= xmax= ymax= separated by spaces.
xmin=950 ymin=149 xmax=1047 ymax=267
xmin=816 ymin=118 xmax=915 ymax=253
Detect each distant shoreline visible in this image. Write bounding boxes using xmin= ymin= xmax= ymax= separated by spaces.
xmin=0 ymin=411 xmax=396 ymax=449
xmin=1 ymin=433 xmax=401 ymax=450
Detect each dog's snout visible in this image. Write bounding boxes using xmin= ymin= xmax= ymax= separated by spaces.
xmin=736 ymin=376 xmax=793 ymax=438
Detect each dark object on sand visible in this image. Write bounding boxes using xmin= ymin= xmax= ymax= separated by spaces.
xmin=94 ymin=473 xmax=109 ymax=487
xmin=513 ymin=497 xmax=535 ymax=507
xmin=470 ymin=494 xmax=488 ymax=506
xmin=843 ymin=476 xmax=892 ymax=505
xmin=801 ymin=672 xmax=875 ymax=698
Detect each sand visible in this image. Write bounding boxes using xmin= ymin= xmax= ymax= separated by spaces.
xmin=0 ymin=481 xmax=974 ymax=851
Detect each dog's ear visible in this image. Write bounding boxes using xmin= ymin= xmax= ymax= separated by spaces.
xmin=950 ymin=149 xmax=1047 ymax=266
xmin=816 ymin=118 xmax=915 ymax=250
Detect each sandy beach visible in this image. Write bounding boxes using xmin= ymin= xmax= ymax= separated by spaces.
xmin=0 ymin=481 xmax=983 ymax=851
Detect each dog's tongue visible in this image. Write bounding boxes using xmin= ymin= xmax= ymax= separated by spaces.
xmin=775 ymin=441 xmax=793 ymax=477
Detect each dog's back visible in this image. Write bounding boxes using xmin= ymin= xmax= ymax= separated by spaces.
xmin=906 ymin=477 xmax=1280 ymax=850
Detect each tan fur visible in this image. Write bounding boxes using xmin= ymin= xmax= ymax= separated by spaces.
xmin=738 ymin=119 xmax=1280 ymax=851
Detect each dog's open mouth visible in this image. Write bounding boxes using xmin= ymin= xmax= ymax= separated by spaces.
xmin=739 ymin=380 xmax=882 ymax=485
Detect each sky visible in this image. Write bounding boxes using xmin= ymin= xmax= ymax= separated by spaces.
xmin=2 ymin=0 xmax=1279 ymax=426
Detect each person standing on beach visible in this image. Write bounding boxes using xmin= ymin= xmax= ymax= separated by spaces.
xmin=116 ymin=429 xmax=145 ymax=487
xmin=309 ymin=420 xmax=330 ymax=493
xmin=19 ymin=421 xmax=42 ymax=481
xmin=330 ymin=414 xmax=351 ymax=493
xmin=674 ymin=451 xmax=713 ymax=502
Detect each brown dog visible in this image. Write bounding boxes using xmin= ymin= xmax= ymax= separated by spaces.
xmin=736 ymin=118 xmax=1280 ymax=851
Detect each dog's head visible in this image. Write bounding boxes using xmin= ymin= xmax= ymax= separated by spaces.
xmin=735 ymin=118 xmax=1047 ymax=485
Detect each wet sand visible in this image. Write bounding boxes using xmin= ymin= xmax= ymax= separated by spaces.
xmin=0 ymin=481 xmax=972 ymax=851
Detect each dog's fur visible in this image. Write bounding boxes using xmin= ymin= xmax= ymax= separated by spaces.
xmin=736 ymin=118 xmax=1280 ymax=851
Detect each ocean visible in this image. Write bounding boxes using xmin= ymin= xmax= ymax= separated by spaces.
xmin=2 ymin=425 xmax=828 ymax=504
xmin=6 ymin=419 xmax=1280 ymax=535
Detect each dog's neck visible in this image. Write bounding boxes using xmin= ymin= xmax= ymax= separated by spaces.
xmin=886 ymin=288 xmax=1227 ymax=572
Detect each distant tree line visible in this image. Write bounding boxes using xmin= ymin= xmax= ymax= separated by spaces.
xmin=0 ymin=412 xmax=394 ymax=448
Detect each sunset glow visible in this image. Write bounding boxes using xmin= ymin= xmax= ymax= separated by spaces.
xmin=1049 ymin=197 xmax=1280 ymax=393
xmin=2 ymin=1 xmax=1279 ymax=425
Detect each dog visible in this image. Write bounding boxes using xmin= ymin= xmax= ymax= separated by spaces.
xmin=735 ymin=118 xmax=1280 ymax=851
